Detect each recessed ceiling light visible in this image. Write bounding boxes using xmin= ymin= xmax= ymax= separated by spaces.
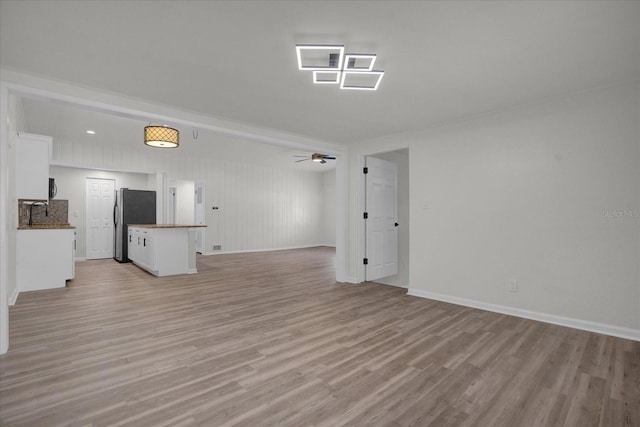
xmin=86 ymin=130 xmax=96 ymax=135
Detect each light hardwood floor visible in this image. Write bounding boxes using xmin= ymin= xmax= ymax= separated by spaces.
xmin=1 ymin=247 xmax=638 ymax=426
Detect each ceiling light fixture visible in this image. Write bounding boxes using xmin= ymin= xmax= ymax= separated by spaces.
xmin=296 ymin=44 xmax=344 ymax=71
xmin=86 ymin=130 xmax=96 ymax=135
xmin=296 ymin=44 xmax=384 ymax=91
xmin=340 ymin=70 xmax=385 ymax=91
xmin=144 ymin=125 xmax=179 ymax=148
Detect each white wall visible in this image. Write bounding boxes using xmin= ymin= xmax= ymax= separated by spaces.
xmin=371 ymin=149 xmax=410 ymax=288
xmin=50 ymin=138 xmax=326 ymax=254
xmin=349 ymin=82 xmax=639 ymax=335
xmin=50 ymin=166 xmax=151 ymax=259
xmin=322 ymin=170 xmax=336 ymax=247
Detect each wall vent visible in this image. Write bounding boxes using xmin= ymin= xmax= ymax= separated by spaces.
xmin=213 ymin=245 xmax=222 ymax=251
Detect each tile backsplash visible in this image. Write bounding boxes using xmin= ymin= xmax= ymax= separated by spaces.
xmin=19 ymin=199 xmax=69 ymax=226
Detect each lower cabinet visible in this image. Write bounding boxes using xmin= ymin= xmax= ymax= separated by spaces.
xmin=128 ymin=226 xmax=197 ymax=277
xmin=17 ymin=228 xmax=75 ymax=292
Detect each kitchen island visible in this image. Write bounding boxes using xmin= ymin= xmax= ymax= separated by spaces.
xmin=128 ymin=224 xmax=207 ymax=277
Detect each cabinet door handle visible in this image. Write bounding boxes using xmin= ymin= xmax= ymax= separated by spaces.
xmin=129 ymin=235 xmax=132 ymax=243
xmin=143 ymin=238 xmax=146 ymax=247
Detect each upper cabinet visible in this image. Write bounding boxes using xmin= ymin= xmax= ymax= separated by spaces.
xmin=16 ymin=132 xmax=52 ymax=200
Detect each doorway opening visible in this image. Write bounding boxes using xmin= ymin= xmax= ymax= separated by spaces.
xmin=167 ymin=180 xmax=206 ymax=253
xmin=360 ymin=148 xmax=410 ymax=287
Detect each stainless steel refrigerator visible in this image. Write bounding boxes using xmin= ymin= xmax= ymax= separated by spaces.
xmin=114 ymin=188 xmax=156 ymax=262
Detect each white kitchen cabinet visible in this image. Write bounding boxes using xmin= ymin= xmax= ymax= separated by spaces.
xmin=128 ymin=227 xmax=139 ymax=263
xmin=128 ymin=225 xmax=204 ymax=276
xmin=128 ymin=227 xmax=155 ymax=271
xmin=16 ymin=132 xmax=52 ymax=200
xmin=139 ymin=234 xmax=154 ymax=268
xmin=16 ymin=228 xmax=75 ymax=292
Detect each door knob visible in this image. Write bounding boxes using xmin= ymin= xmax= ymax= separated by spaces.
xmin=395 ymin=222 xmax=399 ymax=227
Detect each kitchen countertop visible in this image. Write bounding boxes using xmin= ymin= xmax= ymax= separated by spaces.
xmin=128 ymin=224 xmax=207 ymax=228
xmin=18 ymin=223 xmax=76 ymax=230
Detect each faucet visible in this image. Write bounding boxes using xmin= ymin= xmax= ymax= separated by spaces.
xmin=28 ymin=201 xmax=48 ymax=226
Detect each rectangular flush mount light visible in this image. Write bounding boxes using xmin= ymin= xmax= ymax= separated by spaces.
xmin=344 ymin=54 xmax=376 ymax=71
xmin=296 ymin=44 xmax=344 ymax=71
xmin=340 ymin=71 xmax=385 ymax=91
xmin=296 ymin=44 xmax=385 ymax=90
xmin=313 ymin=70 xmax=341 ymax=84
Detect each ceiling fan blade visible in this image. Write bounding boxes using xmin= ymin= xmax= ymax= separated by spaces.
xmin=324 ymin=156 xmax=336 ymax=160
xmin=293 ymin=155 xmax=309 ymax=158
xmin=295 ymin=158 xmax=310 ymax=163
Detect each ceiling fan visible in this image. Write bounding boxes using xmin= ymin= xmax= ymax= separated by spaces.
xmin=293 ymin=153 xmax=336 ymax=164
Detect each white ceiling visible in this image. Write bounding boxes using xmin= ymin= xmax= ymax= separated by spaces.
xmin=1 ymin=0 xmax=639 ymax=145
xmin=19 ymin=97 xmax=337 ymax=172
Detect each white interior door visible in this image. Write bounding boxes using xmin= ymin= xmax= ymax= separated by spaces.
xmin=365 ymin=156 xmax=398 ymax=281
xmin=86 ymin=178 xmax=115 ymax=259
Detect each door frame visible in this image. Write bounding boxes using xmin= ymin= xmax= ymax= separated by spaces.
xmin=358 ymin=147 xmax=409 ymax=283
xmin=85 ymin=177 xmax=115 ymax=260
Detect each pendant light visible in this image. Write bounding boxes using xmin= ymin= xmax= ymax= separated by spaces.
xmin=144 ymin=125 xmax=179 ymax=148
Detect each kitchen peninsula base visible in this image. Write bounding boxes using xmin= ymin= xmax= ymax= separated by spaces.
xmin=128 ymin=225 xmax=206 ymax=277
xmin=17 ymin=227 xmax=75 ymax=292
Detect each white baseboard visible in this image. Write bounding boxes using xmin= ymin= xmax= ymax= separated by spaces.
xmin=375 ymin=281 xmax=409 ymax=289
xmin=407 ymin=288 xmax=640 ymax=342
xmin=343 ymin=276 xmax=359 ymax=284
xmin=9 ymin=287 xmax=19 ymax=306
xmin=202 ymin=245 xmax=331 ymax=257
xmin=74 ymin=257 xmax=87 ymax=262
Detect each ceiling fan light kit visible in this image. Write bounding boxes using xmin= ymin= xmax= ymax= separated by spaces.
xmin=294 ymin=153 xmax=336 ymax=164
xmin=296 ymin=44 xmax=384 ymax=91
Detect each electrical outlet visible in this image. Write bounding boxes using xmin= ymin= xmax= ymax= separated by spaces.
xmin=509 ymin=279 xmax=518 ymax=293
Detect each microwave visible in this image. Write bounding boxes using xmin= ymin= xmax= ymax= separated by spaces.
xmin=49 ymin=178 xmax=57 ymax=199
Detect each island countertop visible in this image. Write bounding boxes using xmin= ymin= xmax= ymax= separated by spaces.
xmin=18 ymin=223 xmax=76 ymax=230
xmin=128 ymin=224 xmax=207 ymax=228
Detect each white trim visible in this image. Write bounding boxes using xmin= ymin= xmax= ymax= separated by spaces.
xmin=357 ymin=154 xmax=366 ymax=283
xmin=203 ymin=244 xmax=331 ymax=256
xmin=344 ymin=276 xmax=359 ymax=284
xmin=334 ymin=154 xmax=347 ymax=283
xmin=374 ymin=281 xmax=408 ymax=289
xmin=407 ymin=288 xmax=640 ymax=342
xmin=9 ymin=287 xmax=18 ymax=306
xmin=74 ymin=257 xmax=87 ymax=262
xmin=0 ymin=83 xmax=9 ymax=354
